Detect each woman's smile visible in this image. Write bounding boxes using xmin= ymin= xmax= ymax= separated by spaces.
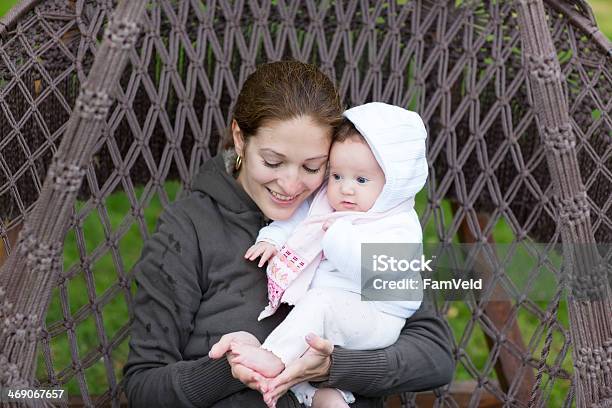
xmin=266 ymin=186 xmax=300 ymax=205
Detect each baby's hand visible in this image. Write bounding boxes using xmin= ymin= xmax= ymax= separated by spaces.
xmin=322 ymin=219 xmax=336 ymax=232
xmin=245 ymin=242 xmax=278 ymax=267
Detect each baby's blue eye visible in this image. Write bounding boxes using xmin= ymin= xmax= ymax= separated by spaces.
xmin=356 ymin=176 xmax=368 ymax=184
xmin=332 ymin=173 xmax=341 ymax=181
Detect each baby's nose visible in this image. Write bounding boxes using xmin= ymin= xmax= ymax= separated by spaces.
xmin=341 ymin=182 xmax=355 ymax=195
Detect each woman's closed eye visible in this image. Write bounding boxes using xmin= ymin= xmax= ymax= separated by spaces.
xmin=303 ymin=165 xmax=321 ymax=174
xmin=262 ymin=159 xmax=282 ymax=168
xmin=263 ymin=159 xmax=321 ymax=174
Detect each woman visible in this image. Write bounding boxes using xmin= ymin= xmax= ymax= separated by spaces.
xmin=123 ymin=60 xmax=454 ymax=408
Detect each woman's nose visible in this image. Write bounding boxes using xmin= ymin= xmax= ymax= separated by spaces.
xmin=277 ymin=168 xmax=302 ymax=196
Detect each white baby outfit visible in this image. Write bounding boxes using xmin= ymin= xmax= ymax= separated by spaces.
xmin=256 ymin=102 xmax=429 ymax=406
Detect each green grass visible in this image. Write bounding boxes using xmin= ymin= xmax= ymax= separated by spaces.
xmin=591 ymin=0 xmax=612 ymax=40
xmin=0 ymin=0 xmax=19 ymax=18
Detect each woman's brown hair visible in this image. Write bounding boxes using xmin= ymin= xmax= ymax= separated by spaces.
xmin=225 ymin=61 xmax=343 ymax=148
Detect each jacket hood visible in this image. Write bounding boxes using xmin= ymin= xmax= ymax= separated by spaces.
xmin=343 ymin=102 xmax=428 ymax=213
xmin=191 ymin=153 xmax=261 ymax=214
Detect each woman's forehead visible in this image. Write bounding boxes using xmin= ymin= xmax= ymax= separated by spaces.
xmin=257 ymin=115 xmax=330 ymax=134
xmin=250 ymin=116 xmax=332 ymax=156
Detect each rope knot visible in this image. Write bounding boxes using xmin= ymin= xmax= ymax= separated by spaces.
xmin=0 ymin=353 xmax=29 ymax=387
xmin=558 ymin=192 xmax=589 ymax=223
xmin=49 ymin=158 xmax=86 ymax=193
xmin=543 ymin=123 xmax=575 ymax=152
xmin=528 ymin=53 xmax=560 ymax=82
xmin=2 ymin=312 xmax=40 ymax=342
xmin=105 ymin=19 xmax=140 ymax=49
xmin=17 ymin=226 xmax=62 ymax=275
xmin=75 ymin=89 xmax=113 ymax=120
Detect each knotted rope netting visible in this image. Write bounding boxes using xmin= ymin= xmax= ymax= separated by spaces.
xmin=0 ymin=0 xmax=610 ymax=406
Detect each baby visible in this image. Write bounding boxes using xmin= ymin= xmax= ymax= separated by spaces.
xmin=236 ymin=102 xmax=428 ymax=407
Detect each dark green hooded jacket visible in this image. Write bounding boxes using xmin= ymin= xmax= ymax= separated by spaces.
xmin=123 ymin=154 xmax=454 ymax=407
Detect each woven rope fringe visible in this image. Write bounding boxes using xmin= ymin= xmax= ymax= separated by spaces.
xmin=0 ymin=0 xmax=148 ymax=395
xmin=515 ymin=0 xmax=612 ymax=406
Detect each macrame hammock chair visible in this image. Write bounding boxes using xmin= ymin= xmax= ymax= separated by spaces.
xmin=0 ymin=0 xmax=610 ymax=407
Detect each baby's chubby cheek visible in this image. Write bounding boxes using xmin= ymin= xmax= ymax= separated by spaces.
xmin=326 ymin=186 xmax=347 ymax=212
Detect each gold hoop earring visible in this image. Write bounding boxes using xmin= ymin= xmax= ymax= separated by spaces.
xmin=235 ymin=155 xmax=242 ymax=171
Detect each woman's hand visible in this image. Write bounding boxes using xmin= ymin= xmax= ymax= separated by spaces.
xmin=209 ymin=331 xmax=270 ymax=393
xmin=263 ymin=333 xmax=333 ymax=408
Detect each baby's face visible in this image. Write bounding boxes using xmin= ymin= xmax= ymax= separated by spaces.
xmin=327 ymin=138 xmax=385 ymax=212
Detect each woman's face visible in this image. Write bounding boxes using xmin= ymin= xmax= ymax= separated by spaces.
xmin=234 ymin=116 xmax=332 ymax=221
